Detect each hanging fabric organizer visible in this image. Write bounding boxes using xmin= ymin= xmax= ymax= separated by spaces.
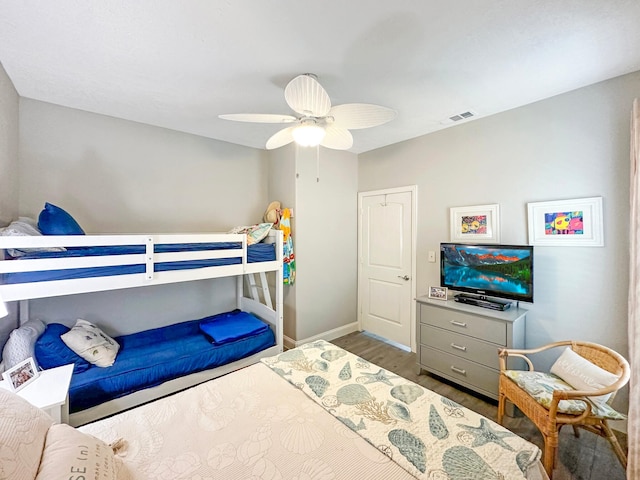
xmin=280 ymin=208 xmax=296 ymax=285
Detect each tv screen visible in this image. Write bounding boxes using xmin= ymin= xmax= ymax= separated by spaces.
xmin=440 ymin=243 xmax=534 ymax=303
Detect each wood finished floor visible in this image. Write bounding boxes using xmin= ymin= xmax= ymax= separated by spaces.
xmin=331 ymin=331 xmax=627 ymax=480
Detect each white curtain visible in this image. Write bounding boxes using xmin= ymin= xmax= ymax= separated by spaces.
xmin=628 ymin=98 xmax=640 ymax=479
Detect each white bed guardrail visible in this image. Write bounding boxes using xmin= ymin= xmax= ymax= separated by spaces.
xmin=0 ymin=231 xmax=282 ymax=301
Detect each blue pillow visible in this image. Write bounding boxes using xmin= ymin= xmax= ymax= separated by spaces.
xmin=34 ymin=323 xmax=91 ymax=374
xmin=199 ymin=310 xmax=269 ymax=345
xmin=38 ymin=202 xmax=85 ymax=235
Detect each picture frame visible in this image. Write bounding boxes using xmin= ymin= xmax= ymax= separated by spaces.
xmin=2 ymin=357 xmax=39 ymax=392
xmin=527 ymin=196 xmax=603 ymax=247
xmin=450 ymin=204 xmax=500 ymax=243
xmin=428 ymin=286 xmax=448 ymax=300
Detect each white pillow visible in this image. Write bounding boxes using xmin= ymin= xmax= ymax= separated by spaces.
xmin=1 ymin=218 xmax=66 ymax=257
xmin=0 ymin=388 xmax=54 ymax=480
xmin=2 ymin=318 xmax=47 ymax=370
xmin=550 ymin=347 xmax=619 ymax=404
xmin=35 ymin=424 xmax=117 ymax=480
xmin=2 ymin=219 xmax=40 ymax=237
xmin=61 ymin=320 xmax=120 ymax=368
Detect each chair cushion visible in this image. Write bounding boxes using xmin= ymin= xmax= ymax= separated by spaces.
xmin=503 ymin=370 xmax=626 ymax=420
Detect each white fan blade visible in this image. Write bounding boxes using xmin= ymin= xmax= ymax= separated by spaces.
xmin=284 ymin=74 xmax=331 ymax=117
xmin=320 ymin=126 xmax=353 ymax=150
xmin=329 ymin=103 xmax=396 ymax=130
xmin=219 ymin=113 xmax=296 ymax=124
xmin=266 ymin=127 xmax=295 ymax=150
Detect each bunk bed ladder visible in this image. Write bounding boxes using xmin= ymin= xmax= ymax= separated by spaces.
xmin=244 ymin=272 xmax=273 ymax=309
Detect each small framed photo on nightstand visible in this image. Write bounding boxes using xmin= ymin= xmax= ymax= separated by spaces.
xmin=3 ymin=357 xmax=39 ymax=392
xmin=428 ymin=286 xmax=448 ymax=300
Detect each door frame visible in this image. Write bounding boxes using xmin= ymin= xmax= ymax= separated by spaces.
xmin=357 ymin=185 xmax=418 ymax=352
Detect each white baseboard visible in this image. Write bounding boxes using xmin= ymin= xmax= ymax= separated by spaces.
xmin=283 ymin=322 xmax=359 ymax=350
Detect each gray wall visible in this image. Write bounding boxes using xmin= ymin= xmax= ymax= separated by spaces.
xmin=19 ymin=99 xmax=269 ymax=232
xmin=26 ymin=278 xmax=238 ymax=336
xmin=17 ymin=99 xmax=271 ymax=334
xmin=0 ymin=62 xmax=20 ymax=348
xmin=359 ymin=71 xmax=640 ymax=416
xmin=0 ymin=62 xmax=19 ymax=226
xmin=294 ymin=147 xmax=358 ymax=341
xmin=268 ymin=145 xmax=359 ymax=344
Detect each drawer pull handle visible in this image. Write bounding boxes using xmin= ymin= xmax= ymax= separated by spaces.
xmin=451 ymin=343 xmax=467 ymax=352
xmin=450 ymin=320 xmax=467 ymax=328
xmin=450 ymin=366 xmax=467 ymax=375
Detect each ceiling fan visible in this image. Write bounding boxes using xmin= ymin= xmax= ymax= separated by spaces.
xmin=219 ymin=74 xmax=396 ymax=151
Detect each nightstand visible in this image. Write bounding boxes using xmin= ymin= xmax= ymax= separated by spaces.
xmin=0 ymin=363 xmax=73 ymax=423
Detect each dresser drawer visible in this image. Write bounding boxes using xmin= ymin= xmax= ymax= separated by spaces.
xmin=420 ymin=324 xmax=501 ymax=369
xmin=419 ymin=346 xmax=499 ymax=398
xmin=420 ymin=304 xmax=506 ymax=345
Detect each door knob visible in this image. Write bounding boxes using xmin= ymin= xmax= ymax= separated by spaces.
xmin=397 ymin=275 xmax=410 ymax=281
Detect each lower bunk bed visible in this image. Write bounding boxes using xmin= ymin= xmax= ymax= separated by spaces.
xmin=34 ymin=305 xmax=279 ymax=427
xmin=0 ymin=341 xmax=549 ymax=480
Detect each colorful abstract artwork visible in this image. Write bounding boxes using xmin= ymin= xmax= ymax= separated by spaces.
xmin=450 ymin=204 xmax=500 ymax=243
xmin=460 ymin=215 xmax=487 ymax=235
xmin=528 ymin=197 xmax=602 ymax=246
xmin=544 ymin=211 xmax=584 ymax=235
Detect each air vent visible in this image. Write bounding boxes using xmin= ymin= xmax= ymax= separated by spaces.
xmin=440 ymin=110 xmax=478 ymax=125
xmin=450 ymin=111 xmax=475 ymax=121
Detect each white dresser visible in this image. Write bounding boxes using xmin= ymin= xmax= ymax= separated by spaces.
xmin=416 ymin=295 xmax=526 ymax=400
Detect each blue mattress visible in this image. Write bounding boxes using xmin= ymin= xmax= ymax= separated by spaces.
xmin=65 ymin=310 xmax=275 ymax=413
xmin=3 ymin=242 xmax=276 ymax=284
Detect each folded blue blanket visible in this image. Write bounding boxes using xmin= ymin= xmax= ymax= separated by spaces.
xmin=199 ymin=309 xmax=269 ymax=345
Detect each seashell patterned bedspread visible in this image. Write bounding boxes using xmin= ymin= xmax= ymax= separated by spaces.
xmin=261 ymin=340 xmax=542 ymax=480
xmin=80 ymin=348 xmax=417 ymax=479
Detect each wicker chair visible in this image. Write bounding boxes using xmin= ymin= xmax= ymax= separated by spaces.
xmin=497 ymin=341 xmax=630 ymax=478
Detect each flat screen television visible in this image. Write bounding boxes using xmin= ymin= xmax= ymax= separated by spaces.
xmin=440 ymin=243 xmax=534 ymax=303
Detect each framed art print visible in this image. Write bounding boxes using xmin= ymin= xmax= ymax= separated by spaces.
xmin=450 ymin=204 xmax=500 ymax=243
xmin=527 ymin=196 xmax=603 ymax=246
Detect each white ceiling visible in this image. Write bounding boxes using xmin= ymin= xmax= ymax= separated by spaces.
xmin=1 ymin=1 xmax=640 ymax=154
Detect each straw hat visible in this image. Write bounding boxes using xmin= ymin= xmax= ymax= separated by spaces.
xmin=264 ymin=201 xmax=281 ymax=224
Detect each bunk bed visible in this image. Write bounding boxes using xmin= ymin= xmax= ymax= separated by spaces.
xmin=0 ymin=229 xmax=284 ymax=426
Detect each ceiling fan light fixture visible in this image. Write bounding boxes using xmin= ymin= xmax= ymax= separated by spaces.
xmin=292 ymin=123 xmax=325 ymax=147
xmin=221 ymin=73 xmax=396 ymax=151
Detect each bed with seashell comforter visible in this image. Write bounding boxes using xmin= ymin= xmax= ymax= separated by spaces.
xmin=72 ymin=340 xmax=549 ymax=480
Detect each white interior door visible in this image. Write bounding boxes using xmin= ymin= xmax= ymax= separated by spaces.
xmin=358 ymin=187 xmax=416 ymax=350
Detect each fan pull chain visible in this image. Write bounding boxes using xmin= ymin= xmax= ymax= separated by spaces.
xmin=316 ymin=145 xmax=320 ymax=182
